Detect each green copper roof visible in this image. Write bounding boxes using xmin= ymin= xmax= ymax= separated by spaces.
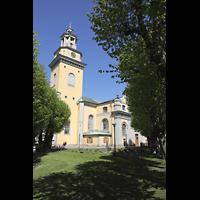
xmin=77 ymin=96 xmax=102 ymax=104
xmin=77 ymin=95 xmax=126 ymax=105
xmin=83 ymin=130 xmax=112 ymax=136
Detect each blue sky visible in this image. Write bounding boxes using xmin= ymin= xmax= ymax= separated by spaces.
xmin=33 ymin=0 xmax=126 ymax=102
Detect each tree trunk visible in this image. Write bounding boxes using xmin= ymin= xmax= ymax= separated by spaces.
xmin=159 ymin=137 xmax=166 ymax=161
xmin=147 ymin=136 xmax=153 ymax=154
xmin=38 ymin=131 xmax=43 ymax=145
xmin=43 ymin=130 xmax=54 ymax=151
xmin=148 ymin=135 xmax=157 ymax=154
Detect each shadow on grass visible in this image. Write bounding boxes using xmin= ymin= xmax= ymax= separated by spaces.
xmin=33 ymin=149 xmax=59 ymax=162
xmin=33 ymin=147 xmax=166 ymax=200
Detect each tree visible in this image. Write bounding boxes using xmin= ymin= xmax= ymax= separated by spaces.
xmin=88 ymin=0 xmax=166 ymax=159
xmin=33 ymin=31 xmax=51 ymax=142
xmin=33 ymin=31 xmax=71 ymax=151
xmin=124 ymin=62 xmax=166 ymax=157
xmin=88 ymin=0 xmax=166 ymax=78
xmin=41 ymin=87 xmax=71 ymax=150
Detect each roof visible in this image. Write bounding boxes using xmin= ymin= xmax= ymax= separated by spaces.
xmin=77 ymin=95 xmax=126 ymax=105
xmin=60 ymin=32 xmax=78 ymax=40
xmin=76 ymin=96 xmax=102 ymax=104
xmin=83 ymin=130 xmax=112 ymax=136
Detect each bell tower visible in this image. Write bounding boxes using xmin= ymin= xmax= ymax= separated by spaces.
xmin=48 ymin=23 xmax=87 ymax=146
xmin=61 ymin=22 xmax=77 ymax=49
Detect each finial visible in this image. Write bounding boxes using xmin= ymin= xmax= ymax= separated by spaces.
xmin=66 ymin=22 xmax=73 ymax=34
xmin=117 ymin=95 xmax=119 ymax=98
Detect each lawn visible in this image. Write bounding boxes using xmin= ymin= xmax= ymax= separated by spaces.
xmin=33 ymin=147 xmax=166 ymax=200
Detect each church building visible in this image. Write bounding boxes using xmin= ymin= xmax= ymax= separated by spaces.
xmin=48 ymin=24 xmax=147 ymax=147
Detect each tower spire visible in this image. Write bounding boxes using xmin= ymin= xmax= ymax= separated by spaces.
xmin=66 ymin=22 xmax=73 ymax=34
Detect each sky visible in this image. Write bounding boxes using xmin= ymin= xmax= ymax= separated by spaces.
xmin=33 ymin=0 xmax=126 ymax=102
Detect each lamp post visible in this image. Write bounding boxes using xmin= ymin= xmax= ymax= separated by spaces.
xmin=112 ymin=123 xmax=116 ymax=155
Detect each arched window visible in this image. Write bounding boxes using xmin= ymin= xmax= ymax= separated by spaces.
xmin=68 ymin=73 xmax=75 ymax=87
xmin=102 ymin=118 xmax=109 ymax=132
xmin=122 ymin=105 xmax=126 ymax=111
xmin=122 ymin=124 xmax=126 ymax=136
xmin=53 ymin=73 xmax=56 ymax=87
xmin=88 ymin=115 xmax=94 ymax=132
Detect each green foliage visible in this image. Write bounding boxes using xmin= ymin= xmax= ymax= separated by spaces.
xmin=88 ymin=0 xmax=166 ymax=145
xmin=42 ymin=87 xmax=71 ymax=149
xmin=88 ymin=0 xmax=166 ymax=63
xmin=33 ymin=31 xmax=51 ymax=138
xmin=33 ymin=31 xmax=71 ymax=149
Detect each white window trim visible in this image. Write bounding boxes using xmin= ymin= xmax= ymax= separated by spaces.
xmin=88 ymin=114 xmax=95 ymax=132
xmin=64 ymin=123 xmax=71 ymax=135
xmin=122 ymin=105 xmax=126 ymax=111
xmin=102 ymin=106 xmax=108 ymax=113
xmin=67 ymin=73 xmax=76 ymax=87
xmin=101 ymin=118 xmax=109 ymax=132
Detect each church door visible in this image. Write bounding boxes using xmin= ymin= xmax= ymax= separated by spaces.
xmin=135 ymin=134 xmax=139 ymax=146
xmin=123 ymin=138 xmax=126 ymax=146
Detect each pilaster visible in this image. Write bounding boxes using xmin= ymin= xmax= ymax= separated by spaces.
xmin=68 ymin=36 xmax=71 ymax=46
xmin=78 ymin=102 xmax=84 ymax=146
xmin=64 ymin=37 xmax=66 ymax=46
xmin=114 ymin=114 xmax=122 ymax=146
xmin=127 ymin=119 xmax=132 ymax=145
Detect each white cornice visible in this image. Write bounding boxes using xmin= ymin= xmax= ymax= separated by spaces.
xmin=49 ymin=54 xmax=87 ymax=70
xmin=111 ymin=110 xmax=131 ymax=117
xmin=54 ymin=46 xmax=83 ymax=57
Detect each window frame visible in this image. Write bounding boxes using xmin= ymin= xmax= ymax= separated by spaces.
xmin=67 ymin=72 xmax=75 ymax=87
xmin=88 ymin=115 xmax=94 ymax=132
xmin=64 ymin=123 xmax=71 ymax=135
xmin=102 ymin=106 xmax=108 ymax=113
xmin=87 ymin=137 xmax=93 ymax=143
xmin=102 ymin=118 xmax=109 ymax=132
xmin=122 ymin=123 xmax=126 ymax=136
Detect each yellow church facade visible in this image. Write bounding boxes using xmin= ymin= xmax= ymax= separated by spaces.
xmin=48 ymin=24 xmax=147 ymax=148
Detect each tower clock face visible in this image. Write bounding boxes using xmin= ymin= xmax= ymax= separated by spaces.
xmin=71 ymin=52 xmax=76 ymax=58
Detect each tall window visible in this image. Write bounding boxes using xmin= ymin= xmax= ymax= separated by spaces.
xmin=88 ymin=115 xmax=93 ymax=132
xmin=102 ymin=119 xmax=109 ymax=132
xmin=64 ymin=123 xmax=70 ymax=135
xmin=122 ymin=124 xmax=126 ymax=136
xmin=53 ymin=73 xmax=56 ymax=87
xmin=68 ymin=73 xmax=75 ymax=87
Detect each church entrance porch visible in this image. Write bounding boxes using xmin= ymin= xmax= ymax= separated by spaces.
xmin=82 ymin=130 xmax=112 ymax=147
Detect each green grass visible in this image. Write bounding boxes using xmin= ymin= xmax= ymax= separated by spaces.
xmin=33 ymin=147 xmax=166 ymax=200
xmin=33 ymin=149 xmax=106 ymax=180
